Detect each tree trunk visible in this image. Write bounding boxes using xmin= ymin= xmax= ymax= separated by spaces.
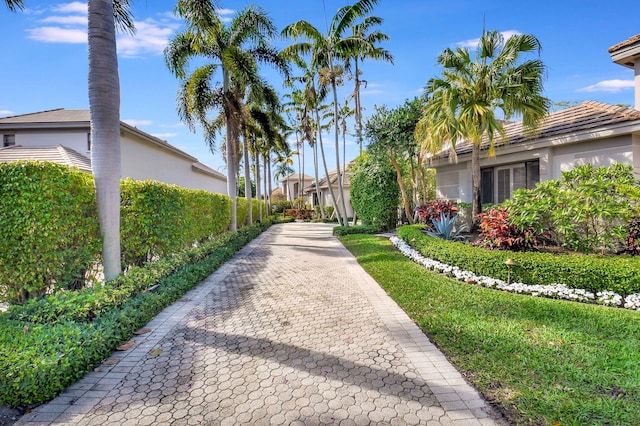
xmin=223 ymin=71 xmax=237 ymax=232
xmin=389 ymin=150 xmax=414 ymax=224
xmin=262 ymin=153 xmax=268 ymax=217
xmin=354 ymin=57 xmax=363 ymax=156
xmin=255 ymin=150 xmax=262 ymax=221
xmin=88 ymin=0 xmax=121 ymax=281
xmin=417 ymin=153 xmax=428 ymax=204
xmin=332 ymin=79 xmax=349 ymax=226
xmin=243 ymin=134 xmax=252 ymax=225
xmin=472 ymin=141 xmax=482 ymax=220
xmin=267 ymin=156 xmax=273 ymax=214
xmin=314 ymin=103 xmax=341 ymax=224
xmin=312 ymin=141 xmax=324 ymax=218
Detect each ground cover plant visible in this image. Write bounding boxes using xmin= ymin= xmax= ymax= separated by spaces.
xmin=0 ymin=218 xmax=280 ymax=407
xmin=340 ymin=234 xmax=640 ymax=425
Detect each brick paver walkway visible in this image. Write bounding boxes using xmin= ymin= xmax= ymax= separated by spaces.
xmin=18 ymin=222 xmax=502 ymax=425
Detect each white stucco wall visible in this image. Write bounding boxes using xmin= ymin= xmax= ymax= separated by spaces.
xmin=11 ymin=130 xmax=89 ymax=155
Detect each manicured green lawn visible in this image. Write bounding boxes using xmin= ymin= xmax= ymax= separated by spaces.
xmin=341 ymin=234 xmax=640 ymax=425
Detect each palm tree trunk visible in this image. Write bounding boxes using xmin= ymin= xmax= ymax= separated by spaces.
xmin=332 ymin=79 xmax=349 ymax=226
xmin=88 ymin=0 xmax=121 ymax=281
xmin=312 ymin=141 xmax=324 ymax=218
xmin=243 ymin=134 xmax=252 ymax=225
xmin=223 ymin=70 xmax=237 ymax=232
xmin=267 ymin=155 xmax=273 ymax=214
xmin=354 ymin=57 xmax=363 ymax=156
xmin=389 ymin=149 xmax=414 ymax=224
xmin=472 ymin=141 xmax=482 ymax=219
xmin=255 ymin=150 xmax=262 ymax=221
xmin=315 ymin=105 xmax=341 ymax=224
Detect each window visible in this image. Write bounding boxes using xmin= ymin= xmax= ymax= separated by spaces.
xmin=488 ymin=160 xmax=540 ymax=203
xmin=3 ymin=134 xmax=15 ymax=147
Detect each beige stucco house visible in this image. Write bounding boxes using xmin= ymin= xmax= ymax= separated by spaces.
xmin=278 ymin=173 xmax=314 ymax=201
xmin=0 ymin=109 xmax=227 ymax=194
xmin=431 ymin=34 xmax=640 ymax=204
xmin=304 ymin=162 xmax=355 ymax=218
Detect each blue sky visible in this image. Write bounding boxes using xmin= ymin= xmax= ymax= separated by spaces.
xmin=1 ymin=0 xmax=639 ymax=177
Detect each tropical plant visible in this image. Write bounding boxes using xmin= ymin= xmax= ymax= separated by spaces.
xmin=423 ymin=212 xmax=468 ymax=242
xmin=165 ymin=3 xmax=288 ymax=232
xmin=346 ymin=15 xmax=393 ymax=154
xmin=506 ymin=163 xmax=640 ymax=253
xmin=282 ymin=0 xmax=383 ymax=227
xmin=365 ymin=98 xmax=426 ymax=223
xmin=415 ymin=200 xmax=459 ymax=227
xmin=474 ymin=207 xmax=541 ymax=251
xmin=4 ymin=0 xmax=23 ymax=11
xmin=416 ymin=30 xmax=551 ymax=218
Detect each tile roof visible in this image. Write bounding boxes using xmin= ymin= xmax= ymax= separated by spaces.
xmin=436 ymin=101 xmax=640 ymax=158
xmin=608 ymin=34 xmax=640 ymax=53
xmin=0 ymin=145 xmax=92 ymax=172
xmin=0 ymin=108 xmax=89 ymax=124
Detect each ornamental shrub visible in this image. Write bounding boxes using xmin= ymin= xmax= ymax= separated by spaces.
xmin=350 ymin=153 xmax=399 ymax=230
xmin=506 ymin=163 xmax=640 ymax=254
xmin=474 ymin=207 xmax=543 ymax=251
xmin=0 ymin=162 xmax=101 ymax=303
xmin=415 ymin=200 xmax=459 ymax=228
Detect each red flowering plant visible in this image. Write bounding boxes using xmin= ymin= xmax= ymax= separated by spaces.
xmin=473 ymin=207 xmax=541 ymax=251
xmin=415 ymin=200 xmax=459 ymax=230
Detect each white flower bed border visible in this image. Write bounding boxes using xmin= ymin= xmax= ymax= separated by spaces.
xmin=390 ymin=236 xmax=640 ymax=311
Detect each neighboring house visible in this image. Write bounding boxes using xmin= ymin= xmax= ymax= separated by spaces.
xmin=431 ymin=34 xmax=640 ymax=204
xmin=0 ymin=109 xmax=227 ymax=194
xmin=304 ymin=162 xmax=355 ymax=218
xmin=278 ymin=173 xmax=314 ymax=201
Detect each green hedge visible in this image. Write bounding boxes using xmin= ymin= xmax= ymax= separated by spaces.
xmin=333 ymin=225 xmax=381 ymax=236
xmin=0 ymin=218 xmax=276 ymax=407
xmin=397 ymin=225 xmax=640 ymax=296
xmin=0 ymin=162 xmax=101 ymax=303
xmin=121 ymin=179 xmax=232 ymax=266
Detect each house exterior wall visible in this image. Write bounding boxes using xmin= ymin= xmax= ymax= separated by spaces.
xmin=120 ymin=131 xmax=227 ymax=193
xmin=1 ymin=127 xmax=227 ymax=194
xmin=433 ymin=135 xmax=637 ymax=203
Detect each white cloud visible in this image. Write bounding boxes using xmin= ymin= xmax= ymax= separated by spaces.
xmin=27 ymin=26 xmax=86 ymax=43
xmin=577 ymin=79 xmax=635 ymax=93
xmin=26 ymin=4 xmax=178 ymax=58
xmin=52 ymin=2 xmax=86 ymax=15
xmin=117 ymin=19 xmax=179 ymax=57
xmin=124 ymin=119 xmax=153 ymax=127
xmin=0 ymin=110 xmax=14 ymax=116
xmin=217 ymin=8 xmax=235 ymax=23
xmin=457 ymin=30 xmax=522 ymax=48
xmin=152 ymin=133 xmax=178 ymax=139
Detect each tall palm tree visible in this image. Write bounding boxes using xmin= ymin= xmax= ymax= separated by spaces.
xmin=282 ymin=0 xmax=381 ymax=226
xmin=416 ymin=30 xmax=550 ymax=217
xmin=88 ymin=0 xmax=134 ymax=281
xmin=165 ymin=3 xmax=288 ymax=232
xmin=347 ymin=15 xmax=393 ymax=155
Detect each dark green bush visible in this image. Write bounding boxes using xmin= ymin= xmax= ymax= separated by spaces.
xmin=333 ymin=224 xmax=381 ymax=236
xmin=350 ymin=153 xmax=399 ymax=230
xmin=0 ymin=162 xmax=101 ymax=303
xmin=397 ymin=225 xmax=640 ymax=296
xmin=0 ymin=218 xmax=275 ymax=406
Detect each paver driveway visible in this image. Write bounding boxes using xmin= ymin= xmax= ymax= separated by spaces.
xmin=18 ymin=222 xmax=502 ymax=426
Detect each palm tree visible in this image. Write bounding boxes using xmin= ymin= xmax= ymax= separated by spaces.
xmin=416 ymin=30 xmax=550 ymax=218
xmin=165 ymin=3 xmax=288 ymax=232
xmin=88 ymin=0 xmax=134 ymax=281
xmin=282 ymin=0 xmax=381 ymax=226
xmin=4 ymin=0 xmax=22 ymax=11
xmin=347 ymin=15 xmax=393 ymax=155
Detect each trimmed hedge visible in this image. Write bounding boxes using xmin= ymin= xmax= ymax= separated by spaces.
xmin=333 ymin=225 xmax=381 ymax=236
xmin=397 ymin=225 xmax=640 ymax=296
xmin=0 ymin=218 xmax=277 ymax=407
xmin=0 ymin=162 xmax=101 ymax=303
